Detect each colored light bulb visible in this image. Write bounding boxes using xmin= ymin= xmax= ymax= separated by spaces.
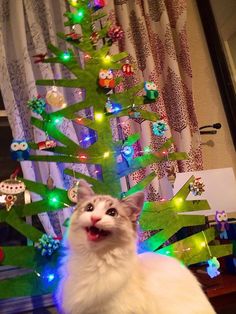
xmin=95 ymin=112 xmax=103 ymax=121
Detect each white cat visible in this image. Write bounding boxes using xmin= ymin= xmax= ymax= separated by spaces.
xmin=56 ymin=180 xmax=215 ymax=314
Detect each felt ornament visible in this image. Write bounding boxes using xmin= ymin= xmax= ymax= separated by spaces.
xmin=35 ymin=234 xmax=60 ymax=256
xmin=152 ymin=120 xmax=168 ymax=136
xmin=121 ymin=145 xmax=134 ymax=166
xmin=10 ymin=140 xmax=30 ymax=161
xmin=27 ymin=96 xmax=46 ymax=114
xmin=215 ymin=210 xmax=229 ymax=239
xmin=67 ymin=181 xmax=80 ymax=203
xmin=37 ymin=140 xmax=57 ymax=150
xmin=122 ymin=60 xmax=134 ymax=76
xmin=207 ymin=257 xmax=220 ymax=278
xmin=189 ymin=178 xmax=205 ymax=196
xmin=46 ymin=86 xmax=66 ymax=107
xmin=98 ymin=69 xmax=115 ymax=89
xmin=144 ymin=81 xmax=159 ymax=100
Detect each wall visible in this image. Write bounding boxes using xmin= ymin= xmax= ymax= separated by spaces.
xmin=187 ymin=0 xmax=236 ymax=174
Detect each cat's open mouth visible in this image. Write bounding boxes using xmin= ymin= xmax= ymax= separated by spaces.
xmin=85 ymin=226 xmax=111 ymax=241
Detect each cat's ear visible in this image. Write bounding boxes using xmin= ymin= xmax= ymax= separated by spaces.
xmin=77 ymin=179 xmax=95 ymax=201
xmin=122 ymin=191 xmax=145 ymax=222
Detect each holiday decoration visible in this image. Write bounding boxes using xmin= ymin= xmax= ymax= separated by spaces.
xmin=67 ymin=181 xmax=80 ymax=203
xmin=37 ymin=140 xmax=57 ymax=150
xmin=98 ymin=69 xmax=115 ymax=89
xmin=35 ymin=234 xmax=60 ymax=257
xmin=166 ymin=165 xmax=176 ymax=187
xmin=121 ymin=145 xmax=134 ymax=166
xmin=207 ymin=257 xmax=220 ymax=278
xmin=0 ymin=177 xmax=26 ymax=195
xmin=0 ymin=176 xmax=26 ymax=211
xmin=33 ymin=53 xmax=47 ymax=64
xmin=90 ymin=31 xmax=100 ymax=46
xmin=65 ymin=31 xmax=81 ymax=43
xmin=92 ymin=0 xmax=105 ymax=10
xmin=46 ymin=175 xmax=55 ymax=190
xmin=122 ymin=60 xmax=134 ymax=76
xmin=27 ymin=96 xmax=46 ymax=114
xmin=105 ymin=98 xmax=122 ymax=114
xmin=152 ymin=120 xmax=168 ymax=136
xmin=189 ymin=178 xmax=205 ymax=196
xmin=107 ymin=25 xmax=124 ymax=43
xmin=46 ymin=86 xmax=66 ymax=107
xmin=0 ymin=248 xmax=4 ymax=263
xmin=215 ymin=210 xmax=229 ymax=239
xmin=0 ymin=0 xmax=232 ymax=301
xmin=10 ymin=140 xmax=30 ymax=161
xmin=144 ymin=81 xmax=159 ymax=100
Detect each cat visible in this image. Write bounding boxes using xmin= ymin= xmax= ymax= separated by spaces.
xmin=56 ymin=179 xmax=215 ymax=314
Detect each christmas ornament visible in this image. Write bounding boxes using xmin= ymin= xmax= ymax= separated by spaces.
xmin=107 ymin=25 xmax=124 ymax=43
xmin=144 ymin=81 xmax=159 ymax=100
xmin=10 ymin=140 xmax=30 ymax=161
xmin=122 ymin=60 xmax=134 ymax=76
xmin=189 ymin=178 xmax=205 ymax=196
xmin=152 ymin=120 xmax=168 ymax=136
xmin=27 ymin=96 xmax=46 ymax=114
xmin=121 ymin=145 xmax=134 ymax=166
xmin=0 ymin=247 xmax=4 ymax=263
xmin=105 ymin=99 xmax=122 ymax=114
xmin=166 ymin=165 xmax=176 ymax=187
xmin=46 ymin=86 xmax=66 ymax=108
xmin=65 ymin=32 xmax=81 ymax=43
xmin=37 ymin=140 xmax=57 ymax=150
xmin=32 ymin=53 xmax=47 ymax=64
xmin=207 ymin=257 xmax=220 ymax=278
xmin=35 ymin=234 xmax=60 ymax=256
xmin=92 ymin=0 xmax=106 ymax=10
xmin=98 ymin=69 xmax=115 ymax=89
xmin=47 ymin=175 xmax=55 ymax=190
xmin=215 ymin=210 xmax=229 ymax=239
xmin=90 ymin=31 xmax=100 ymax=46
xmin=0 ymin=176 xmax=26 ymax=211
xmin=5 ymin=195 xmax=17 ymax=211
xmin=67 ymin=181 xmax=80 ymax=203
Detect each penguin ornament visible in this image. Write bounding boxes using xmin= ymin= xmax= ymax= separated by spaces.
xmin=144 ymin=81 xmax=159 ymax=101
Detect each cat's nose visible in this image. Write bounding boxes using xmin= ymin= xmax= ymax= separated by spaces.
xmin=91 ymin=216 xmax=101 ymax=225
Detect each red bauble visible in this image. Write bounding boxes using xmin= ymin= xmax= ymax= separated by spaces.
xmin=0 ymin=247 xmax=5 ymax=262
xmin=122 ymin=61 xmax=134 ymax=76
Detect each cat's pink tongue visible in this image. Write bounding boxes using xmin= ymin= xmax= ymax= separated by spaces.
xmin=87 ymin=231 xmax=101 ymax=241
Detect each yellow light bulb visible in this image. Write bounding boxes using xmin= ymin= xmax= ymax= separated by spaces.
xmin=103 ymin=151 xmax=110 ymax=158
xmin=103 ymin=55 xmax=111 ymax=63
xmin=95 ymin=112 xmax=104 ymax=121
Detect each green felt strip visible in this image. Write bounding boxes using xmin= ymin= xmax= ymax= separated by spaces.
xmin=6 ymin=212 xmax=43 ymax=242
xmin=64 ymin=168 xmax=107 ymax=194
xmin=172 ymin=176 xmax=195 ymax=200
xmin=137 ymin=109 xmax=160 ymax=121
xmin=0 ymin=272 xmax=56 ymax=298
xmin=1 ymin=246 xmax=37 ymax=269
xmin=123 ymin=133 xmax=140 ymax=146
xmin=124 ymin=172 xmax=156 ymax=197
xmin=36 ymin=79 xmax=81 ymax=88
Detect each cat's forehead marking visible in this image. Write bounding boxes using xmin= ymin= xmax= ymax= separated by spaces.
xmin=93 ymin=196 xmax=116 ymax=208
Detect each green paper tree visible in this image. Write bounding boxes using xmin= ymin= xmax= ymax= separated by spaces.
xmin=0 ymin=0 xmax=232 ymax=299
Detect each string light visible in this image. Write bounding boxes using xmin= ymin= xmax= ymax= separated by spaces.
xmin=103 ymin=151 xmax=110 ymax=158
xmin=103 ymin=55 xmax=111 ymax=63
xmin=61 ymin=51 xmax=71 ymax=61
xmin=94 ymin=112 xmax=104 ymax=121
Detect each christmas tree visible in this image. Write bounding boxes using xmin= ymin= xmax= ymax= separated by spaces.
xmin=0 ymin=0 xmax=231 ymax=299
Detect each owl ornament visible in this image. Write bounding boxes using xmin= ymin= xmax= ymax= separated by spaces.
xmin=98 ymin=69 xmax=115 ymax=89
xmin=10 ymin=140 xmax=30 ymax=161
xmin=144 ymin=81 xmax=159 ymax=100
xmin=215 ymin=210 xmax=229 ymax=239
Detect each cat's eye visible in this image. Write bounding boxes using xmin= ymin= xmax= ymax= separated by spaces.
xmin=106 ymin=208 xmax=118 ymax=217
xmin=85 ymin=203 xmax=94 ymax=212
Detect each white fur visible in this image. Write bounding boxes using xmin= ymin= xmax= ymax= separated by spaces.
xmin=56 ymin=182 xmax=215 ymax=314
